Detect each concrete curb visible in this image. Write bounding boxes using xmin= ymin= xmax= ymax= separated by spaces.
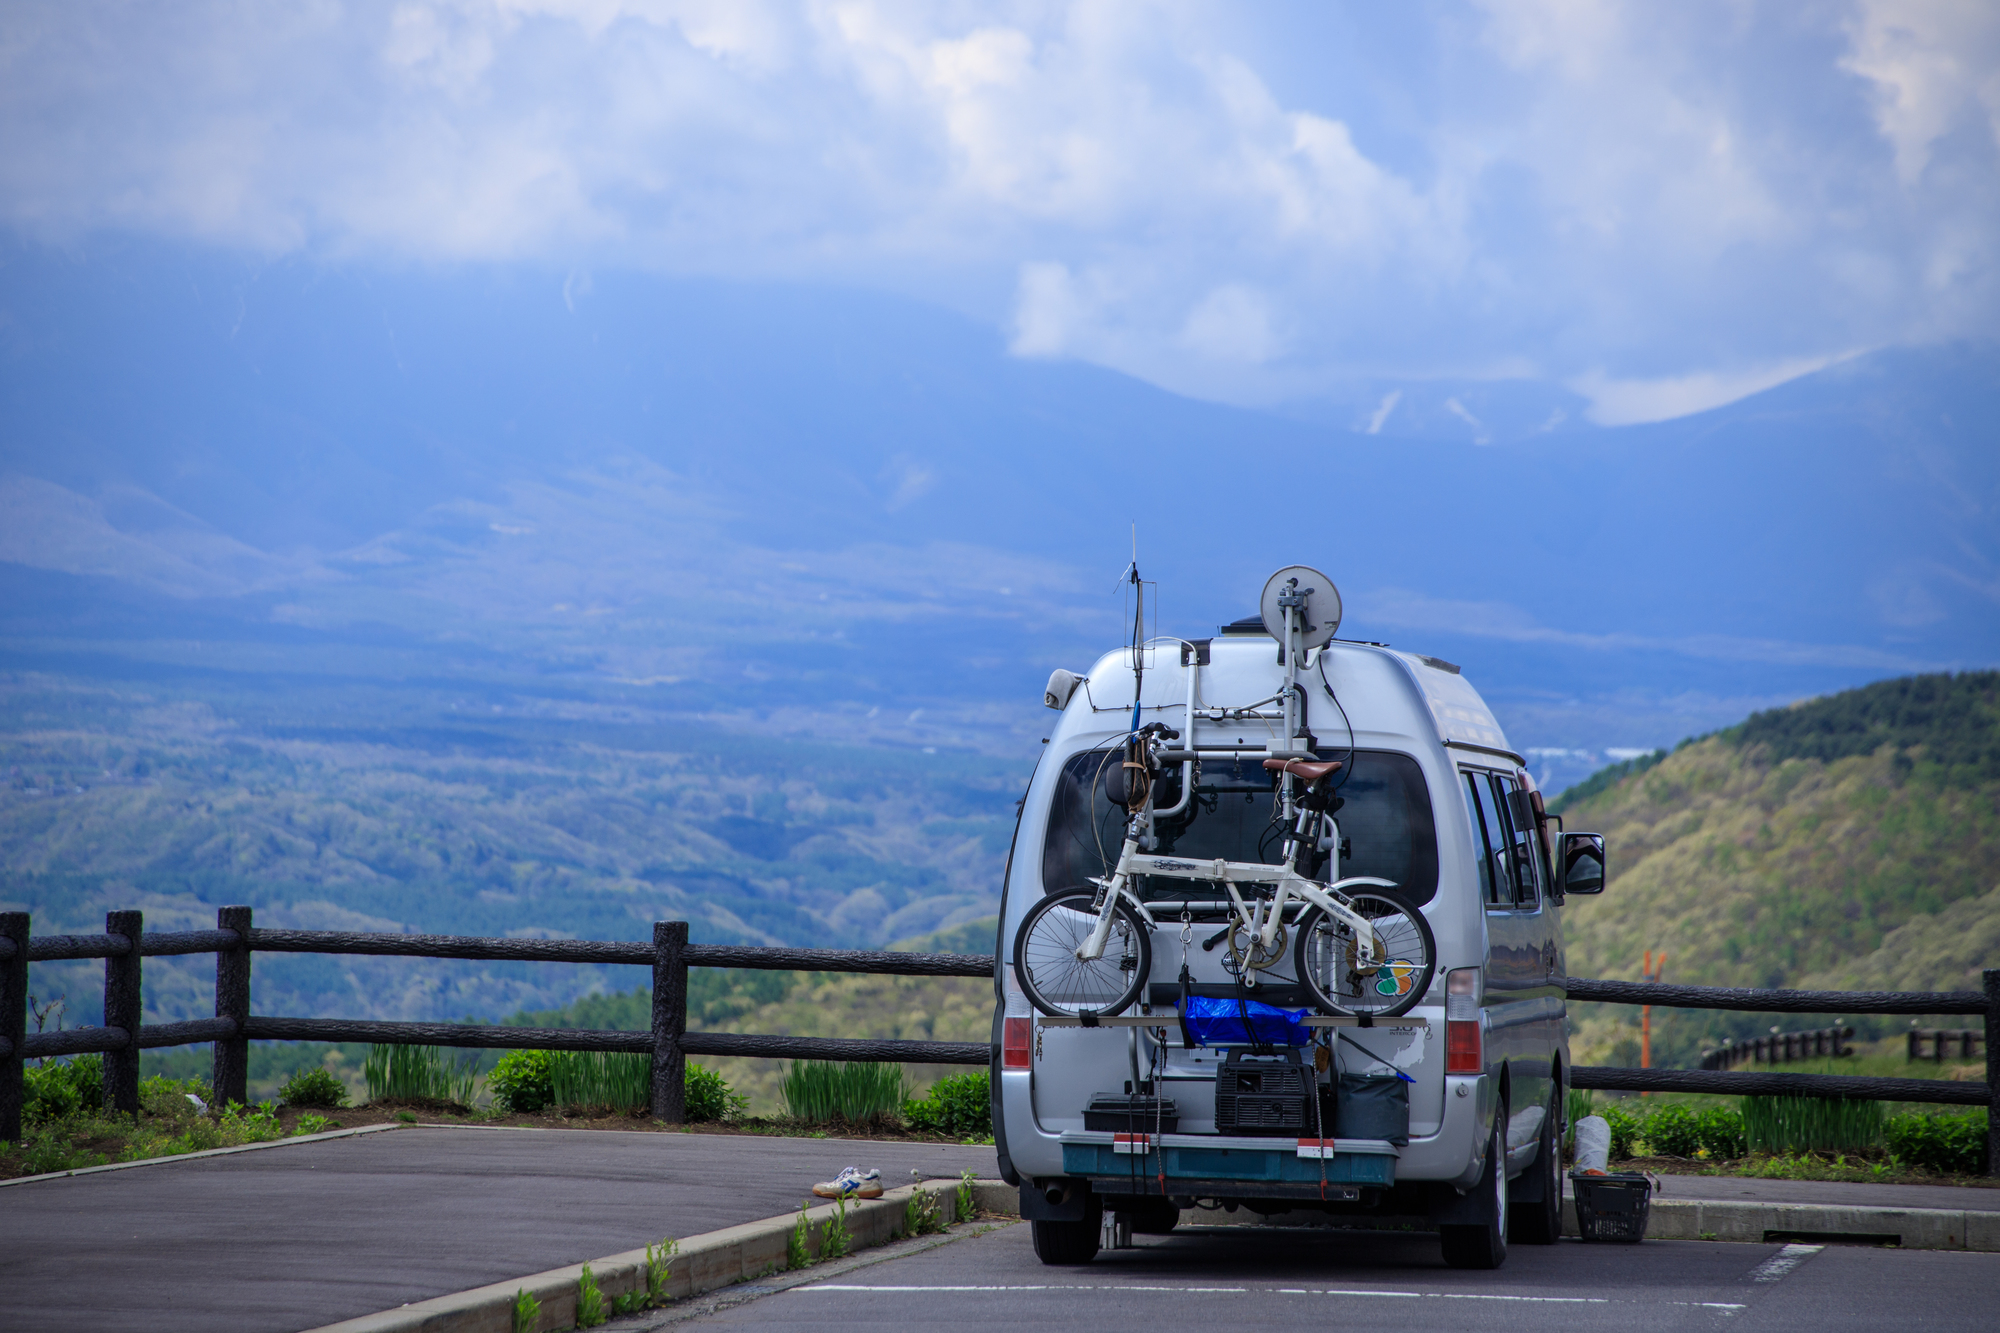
xmin=301 ymin=1179 xmax=1020 ymax=1333
xmin=1564 ymin=1196 xmax=2000 ymax=1251
xmin=0 ymin=1122 xmax=404 ymax=1189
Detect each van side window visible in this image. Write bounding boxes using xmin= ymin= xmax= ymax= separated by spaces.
xmin=1463 ymin=772 xmax=1511 ymax=908
xmin=1491 ymin=774 xmax=1543 ymax=910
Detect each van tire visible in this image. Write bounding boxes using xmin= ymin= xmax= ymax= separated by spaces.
xmin=1440 ymin=1109 xmax=1509 ymax=1270
xmin=1508 ymin=1086 xmax=1562 ymax=1245
xmin=1031 ymin=1217 xmax=1102 ymax=1265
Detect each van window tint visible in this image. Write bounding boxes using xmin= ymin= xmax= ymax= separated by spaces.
xmin=1491 ymin=774 xmax=1542 ymax=910
xmin=1464 ymin=773 xmax=1512 ymax=907
xmin=1041 ymin=748 xmax=1439 ymax=905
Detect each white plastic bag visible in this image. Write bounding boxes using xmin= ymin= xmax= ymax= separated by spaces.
xmin=1573 ymin=1114 xmax=1611 ymax=1175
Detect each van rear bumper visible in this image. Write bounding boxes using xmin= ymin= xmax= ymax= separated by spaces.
xmin=1057 ymin=1130 xmax=1399 ymax=1192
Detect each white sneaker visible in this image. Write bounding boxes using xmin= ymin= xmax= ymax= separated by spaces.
xmin=812 ymin=1166 xmax=883 ymax=1199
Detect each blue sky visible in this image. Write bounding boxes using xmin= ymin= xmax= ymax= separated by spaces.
xmin=5 ymin=1 xmax=1996 ymax=424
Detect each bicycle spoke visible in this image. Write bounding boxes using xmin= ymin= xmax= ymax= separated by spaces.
xmin=1296 ymin=892 xmax=1434 ymax=1017
xmin=1017 ymin=894 xmax=1146 ymax=1014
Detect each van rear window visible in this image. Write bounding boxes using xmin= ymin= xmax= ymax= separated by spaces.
xmin=1039 ymin=748 xmax=1440 ymax=906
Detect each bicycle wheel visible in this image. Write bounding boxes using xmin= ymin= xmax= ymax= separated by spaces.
xmin=1013 ymin=891 xmax=1151 ymax=1017
xmin=1293 ymin=890 xmax=1436 ymax=1018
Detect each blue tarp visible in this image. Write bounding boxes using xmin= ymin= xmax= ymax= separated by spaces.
xmin=1182 ymin=994 xmax=1312 ymax=1047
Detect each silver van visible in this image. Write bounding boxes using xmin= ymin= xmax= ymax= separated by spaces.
xmin=989 ymin=567 xmax=1608 ymax=1270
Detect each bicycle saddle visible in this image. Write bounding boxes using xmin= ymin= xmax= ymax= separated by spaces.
xmin=1262 ymin=757 xmax=1342 ymax=784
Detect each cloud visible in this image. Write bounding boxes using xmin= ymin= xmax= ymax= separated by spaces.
xmin=1 ymin=1 xmax=1994 ymax=413
xmin=1570 ymin=353 xmax=1855 ymax=426
xmin=1841 ymin=0 xmax=2000 ymax=184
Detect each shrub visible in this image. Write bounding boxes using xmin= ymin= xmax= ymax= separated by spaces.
xmin=781 ymin=1060 xmax=908 ymax=1127
xmin=280 ymin=1066 xmax=349 ymax=1109
xmin=684 ymin=1062 xmax=747 ymax=1123
xmin=1641 ymin=1103 xmax=1700 ymax=1157
xmin=903 ymin=1071 xmax=991 ymax=1138
xmin=137 ymin=1075 xmax=212 ymax=1126
xmin=1599 ymin=1103 xmax=1646 ymax=1160
xmin=1693 ymin=1105 xmax=1748 ymax=1159
xmin=1885 ymin=1111 xmax=1984 ymax=1175
xmin=489 ymin=1049 xmax=555 ymax=1114
xmin=1642 ymin=1103 xmax=1746 ymax=1159
xmin=24 ymin=1055 xmax=104 ymax=1125
xmin=1742 ymin=1096 xmax=1882 ymax=1155
xmin=22 ymin=1126 xmax=108 ymax=1175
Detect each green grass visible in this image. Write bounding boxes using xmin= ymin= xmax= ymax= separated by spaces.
xmin=575 ymin=1263 xmax=606 ymax=1328
xmin=781 ymin=1060 xmax=909 ymax=1127
xmin=363 ymin=1045 xmax=479 ymax=1107
xmin=551 ymin=1052 xmax=651 ymax=1115
xmin=1742 ymin=1096 xmax=1885 ymax=1155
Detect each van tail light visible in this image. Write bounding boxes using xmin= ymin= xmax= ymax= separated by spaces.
xmin=1003 ymin=1017 xmax=1032 ymax=1070
xmin=1445 ymin=967 xmax=1482 ymax=1074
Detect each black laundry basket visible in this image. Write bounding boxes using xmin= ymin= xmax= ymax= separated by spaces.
xmin=1569 ymin=1171 xmax=1653 ymax=1243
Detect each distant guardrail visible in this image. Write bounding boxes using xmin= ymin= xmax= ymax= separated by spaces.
xmin=2 ymin=912 xmax=1993 ymax=1176
xmin=1699 ymin=1025 xmax=1855 ymax=1070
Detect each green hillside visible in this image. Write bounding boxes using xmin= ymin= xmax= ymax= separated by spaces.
xmin=2 ymin=673 xmax=1024 ymax=1030
xmin=1558 ymin=671 xmax=2000 ymax=1067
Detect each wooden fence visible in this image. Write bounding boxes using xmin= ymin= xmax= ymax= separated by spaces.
xmin=1907 ymin=1028 xmax=1985 ymax=1062
xmin=1699 ymin=1026 xmax=1855 ymax=1070
xmin=0 ymin=908 xmax=991 ymax=1138
xmin=2 ymin=910 xmax=1995 ymax=1173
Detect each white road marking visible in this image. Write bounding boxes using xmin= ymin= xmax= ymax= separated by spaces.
xmin=1750 ymin=1243 xmax=1825 ymax=1283
xmin=797 ymin=1285 xmax=1608 ymax=1303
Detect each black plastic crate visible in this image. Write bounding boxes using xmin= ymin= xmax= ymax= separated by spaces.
xmin=1570 ymin=1172 xmax=1653 ymax=1243
xmin=1084 ymin=1095 xmax=1179 ymax=1134
xmin=1213 ymin=1048 xmax=1324 ymax=1137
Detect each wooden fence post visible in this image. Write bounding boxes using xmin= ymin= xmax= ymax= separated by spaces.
xmin=104 ymin=909 xmax=143 ymax=1115
xmin=213 ymin=906 xmax=252 ymax=1108
xmin=1984 ymin=969 xmax=1998 ymax=1178
xmin=1 ymin=912 xmax=27 ymax=1142
xmin=651 ymin=921 xmax=688 ymax=1125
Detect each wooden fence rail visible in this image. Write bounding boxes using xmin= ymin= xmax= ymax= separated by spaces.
xmin=0 ymin=908 xmax=995 ymax=1137
xmin=2 ymin=908 xmax=1995 ymax=1175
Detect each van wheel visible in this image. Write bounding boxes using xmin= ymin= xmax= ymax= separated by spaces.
xmin=1031 ymin=1218 xmax=1102 ymax=1265
xmin=1440 ymin=1108 xmax=1509 ymax=1270
xmin=1508 ymin=1087 xmax=1562 ymax=1245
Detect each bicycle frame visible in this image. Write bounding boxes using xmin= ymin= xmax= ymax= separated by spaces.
xmin=1075 ymin=813 xmax=1395 ymax=972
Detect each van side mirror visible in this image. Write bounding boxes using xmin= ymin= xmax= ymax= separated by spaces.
xmin=1559 ymin=833 xmax=1606 ymax=895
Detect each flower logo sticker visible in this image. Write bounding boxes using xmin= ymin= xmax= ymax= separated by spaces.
xmin=1375 ymin=959 xmax=1416 ymax=997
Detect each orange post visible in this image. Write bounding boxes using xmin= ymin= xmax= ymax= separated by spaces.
xmin=1639 ymin=950 xmax=1665 ymax=1095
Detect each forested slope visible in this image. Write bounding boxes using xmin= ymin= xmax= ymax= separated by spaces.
xmin=1557 ymin=672 xmax=2000 ymax=1066
xmin=2 ymin=674 xmax=1023 ymax=1028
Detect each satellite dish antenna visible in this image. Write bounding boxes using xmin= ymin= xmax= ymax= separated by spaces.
xmin=1259 ymin=565 xmax=1341 ymax=650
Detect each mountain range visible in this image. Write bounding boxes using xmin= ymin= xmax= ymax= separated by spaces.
xmin=3 ymin=242 xmax=1996 ymax=788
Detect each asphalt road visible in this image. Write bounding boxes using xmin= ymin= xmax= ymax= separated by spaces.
xmin=0 ymin=1125 xmax=997 ymax=1333
xmin=681 ymin=1220 xmax=2000 ymax=1332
